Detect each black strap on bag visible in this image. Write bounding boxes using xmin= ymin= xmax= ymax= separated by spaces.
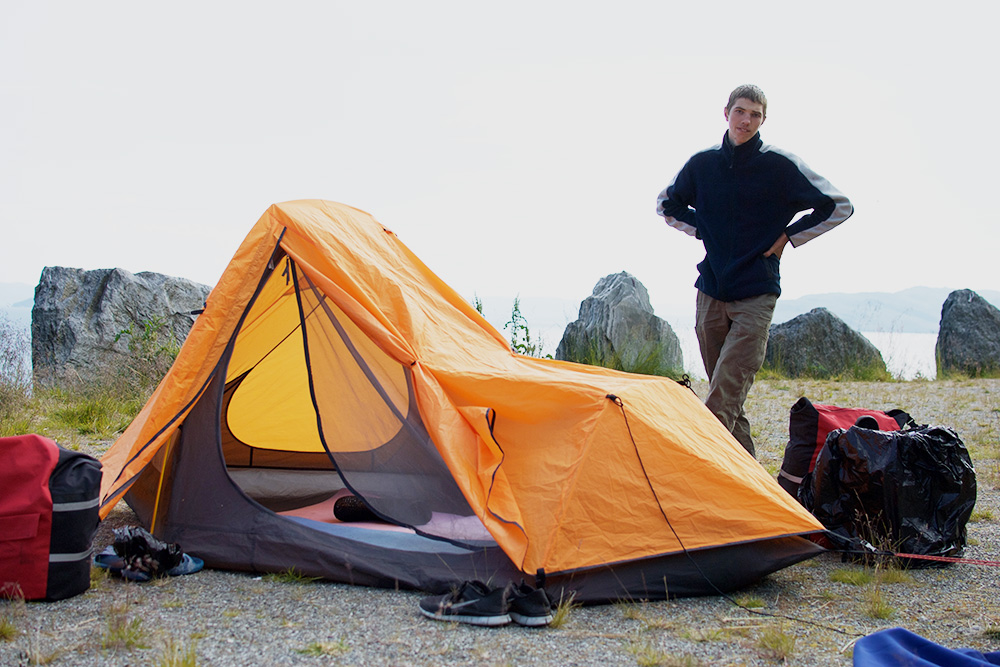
xmin=47 ymin=447 xmax=101 ymax=601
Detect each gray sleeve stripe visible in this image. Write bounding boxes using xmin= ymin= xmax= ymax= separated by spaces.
xmin=49 ymin=548 xmax=95 ymax=563
xmin=790 ymin=196 xmax=852 ymax=245
xmin=657 ymin=184 xmax=699 ymax=237
xmin=52 ymin=498 xmax=100 ymax=512
xmin=778 ymin=468 xmax=804 ymax=485
xmin=664 ymin=217 xmax=698 ymax=237
xmin=761 ymin=144 xmax=853 ymax=246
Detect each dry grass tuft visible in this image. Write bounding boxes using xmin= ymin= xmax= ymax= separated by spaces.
xmin=549 ymin=591 xmax=579 ymax=629
xmin=861 ymin=586 xmax=895 ymax=620
xmin=757 ymin=623 xmax=797 ymax=661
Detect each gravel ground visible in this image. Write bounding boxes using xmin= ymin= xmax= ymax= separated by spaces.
xmin=3 ymin=379 xmax=999 ymax=666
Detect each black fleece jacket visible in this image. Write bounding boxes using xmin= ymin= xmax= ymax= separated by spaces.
xmin=657 ymin=132 xmax=853 ymax=302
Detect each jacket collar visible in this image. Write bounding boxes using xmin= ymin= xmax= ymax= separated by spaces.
xmin=721 ymin=131 xmax=762 ymax=164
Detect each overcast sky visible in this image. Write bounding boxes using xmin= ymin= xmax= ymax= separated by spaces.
xmin=3 ymin=2 xmax=996 ymax=316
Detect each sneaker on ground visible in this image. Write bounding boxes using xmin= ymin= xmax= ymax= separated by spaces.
xmin=508 ymin=581 xmax=553 ymax=627
xmin=419 ymin=580 xmax=511 ymax=626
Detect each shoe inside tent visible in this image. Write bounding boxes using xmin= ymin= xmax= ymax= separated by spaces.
xmin=99 ymin=200 xmax=825 ymax=602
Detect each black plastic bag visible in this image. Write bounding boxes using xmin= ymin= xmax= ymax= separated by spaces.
xmin=800 ymin=424 xmax=977 ymax=566
xmin=112 ymin=526 xmax=183 ymax=578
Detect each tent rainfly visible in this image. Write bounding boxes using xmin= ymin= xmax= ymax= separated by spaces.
xmin=98 ymin=200 xmax=825 ymax=602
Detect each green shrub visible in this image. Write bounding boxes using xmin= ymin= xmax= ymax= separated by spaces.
xmin=30 ymin=316 xmax=181 ymax=440
xmin=101 ymin=601 xmax=149 ymax=650
xmin=861 ymin=586 xmax=895 ymax=619
xmin=113 ymin=315 xmax=181 ymax=396
xmin=761 ymin=350 xmax=892 ymax=382
xmin=157 ymin=637 xmax=198 ymax=667
xmin=0 ymin=614 xmax=17 ymax=642
xmin=830 ymin=568 xmax=874 ymax=586
xmin=262 ymin=567 xmax=321 ymax=584
xmin=757 ymin=624 xmax=796 ymax=660
xmin=970 ymin=509 xmax=995 ymax=523
xmin=48 ymin=390 xmax=144 ymax=437
xmin=504 ymin=296 xmax=550 ymax=358
xmin=563 ymin=336 xmax=683 ymax=380
xmin=734 ymin=594 xmax=765 ymax=609
xmin=548 ymin=590 xmax=579 ymax=629
xmin=937 ymin=363 xmax=1000 ymax=380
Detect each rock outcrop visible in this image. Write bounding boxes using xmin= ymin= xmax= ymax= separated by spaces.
xmin=764 ymin=307 xmax=887 ymax=378
xmin=32 ymin=267 xmax=211 ymax=386
xmin=936 ymin=289 xmax=1000 ymax=376
xmin=556 ymin=272 xmax=682 ymax=376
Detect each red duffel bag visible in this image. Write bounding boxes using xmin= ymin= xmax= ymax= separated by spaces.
xmin=778 ymin=397 xmax=913 ymax=502
xmin=1 ymin=434 xmax=101 ymax=601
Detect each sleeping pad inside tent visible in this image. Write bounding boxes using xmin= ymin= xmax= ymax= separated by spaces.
xmin=98 ymin=200 xmax=825 ymax=602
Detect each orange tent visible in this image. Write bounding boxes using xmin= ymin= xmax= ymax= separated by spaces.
xmin=99 ymin=200 xmax=823 ymax=601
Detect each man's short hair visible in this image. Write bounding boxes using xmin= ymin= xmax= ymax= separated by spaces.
xmin=727 ymin=84 xmax=767 ymax=118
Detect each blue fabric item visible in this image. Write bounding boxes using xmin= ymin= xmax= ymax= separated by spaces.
xmin=854 ymin=628 xmax=1000 ymax=666
xmin=167 ymin=554 xmax=204 ymax=576
xmin=93 ymin=547 xmax=124 ymax=570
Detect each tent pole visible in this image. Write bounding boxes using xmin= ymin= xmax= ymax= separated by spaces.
xmin=149 ymin=437 xmax=172 ymax=534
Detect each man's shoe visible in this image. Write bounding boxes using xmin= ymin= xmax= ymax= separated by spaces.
xmin=418 ymin=580 xmax=511 ymax=626
xmin=508 ymin=581 xmax=553 ymax=627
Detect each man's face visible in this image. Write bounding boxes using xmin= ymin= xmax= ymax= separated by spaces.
xmin=724 ymin=98 xmax=765 ymax=146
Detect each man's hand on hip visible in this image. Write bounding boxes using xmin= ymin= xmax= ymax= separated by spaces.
xmin=764 ymin=233 xmax=789 ymax=259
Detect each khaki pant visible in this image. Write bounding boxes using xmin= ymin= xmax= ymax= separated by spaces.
xmin=695 ymin=290 xmax=777 ymax=457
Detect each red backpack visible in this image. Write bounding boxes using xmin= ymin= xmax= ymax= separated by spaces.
xmin=1 ymin=434 xmax=102 ymax=601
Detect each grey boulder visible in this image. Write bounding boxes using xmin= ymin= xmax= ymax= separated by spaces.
xmin=936 ymin=289 xmax=1000 ymax=377
xmin=765 ymin=307 xmax=887 ymax=378
xmin=32 ymin=266 xmax=211 ymax=386
xmin=556 ymin=272 xmax=682 ymax=377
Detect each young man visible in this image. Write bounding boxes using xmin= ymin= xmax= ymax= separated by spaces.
xmin=656 ymin=84 xmax=853 ymax=456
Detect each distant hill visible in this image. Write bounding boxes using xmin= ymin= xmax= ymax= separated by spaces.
xmin=0 ymin=282 xmax=34 ymax=307
xmin=0 ymin=282 xmax=34 ymax=328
